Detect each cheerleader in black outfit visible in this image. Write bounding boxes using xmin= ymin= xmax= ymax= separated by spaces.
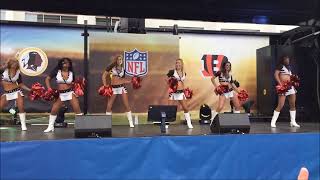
xmin=210 ymin=61 xmax=241 ymax=124
xmin=44 ymin=58 xmax=82 ymax=132
xmin=271 ymin=56 xmax=300 ymax=128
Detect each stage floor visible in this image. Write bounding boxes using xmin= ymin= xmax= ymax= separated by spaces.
xmin=1 ymin=122 xmax=319 ymax=142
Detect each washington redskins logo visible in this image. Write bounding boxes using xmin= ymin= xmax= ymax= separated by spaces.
xmin=16 ymin=47 xmax=48 ymax=76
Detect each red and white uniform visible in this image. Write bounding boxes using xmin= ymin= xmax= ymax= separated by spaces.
xmin=217 ymin=72 xmax=235 ymax=98
xmin=110 ymin=67 xmax=127 ymax=94
xmin=278 ymin=65 xmax=296 ymax=96
xmin=167 ymin=69 xmax=186 ymax=100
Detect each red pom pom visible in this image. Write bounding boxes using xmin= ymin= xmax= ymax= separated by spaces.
xmin=29 ymin=93 xmax=36 ymax=101
xmin=43 ymin=88 xmax=59 ymax=101
xmin=214 ymin=85 xmax=229 ymax=95
xmin=168 ymin=77 xmax=178 ymax=93
xmin=73 ymin=77 xmax=86 ymax=96
xmin=184 ymin=87 xmax=193 ymax=99
xmin=98 ymin=85 xmax=113 ymax=97
xmin=276 ymin=82 xmax=291 ymax=95
xmin=132 ymin=76 xmax=142 ymax=89
xmin=29 ymin=82 xmax=46 ymax=101
xmin=238 ymin=90 xmax=249 ymax=102
xmin=290 ymin=74 xmax=300 ymax=88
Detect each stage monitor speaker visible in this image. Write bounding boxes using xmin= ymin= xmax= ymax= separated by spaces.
xmin=74 ymin=115 xmax=112 ymax=138
xmin=210 ymin=113 xmax=250 ymax=134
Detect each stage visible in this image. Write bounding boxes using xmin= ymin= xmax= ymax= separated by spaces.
xmin=1 ymin=122 xmax=319 ymax=180
xmin=0 ymin=122 xmax=319 ymax=142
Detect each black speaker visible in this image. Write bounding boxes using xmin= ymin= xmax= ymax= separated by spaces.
xmin=74 ymin=115 xmax=112 ymax=138
xmin=210 ymin=113 xmax=250 ymax=134
xmin=120 ymin=18 xmax=145 ymax=33
xmin=256 ymin=45 xmax=319 ymax=121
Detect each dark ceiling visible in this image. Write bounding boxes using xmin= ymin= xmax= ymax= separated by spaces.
xmin=1 ymin=0 xmax=319 ymax=25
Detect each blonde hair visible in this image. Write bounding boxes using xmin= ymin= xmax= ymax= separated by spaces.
xmin=176 ymin=58 xmax=184 ymax=73
xmin=6 ymin=59 xmax=20 ymax=70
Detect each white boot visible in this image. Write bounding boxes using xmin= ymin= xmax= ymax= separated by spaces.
xmin=184 ymin=112 xmax=193 ymax=129
xmin=290 ymin=110 xmax=300 ymax=127
xmin=126 ymin=111 xmax=134 ymax=128
xmin=105 ymin=112 xmax=112 ymax=116
xmin=271 ymin=110 xmax=280 ymax=128
xmin=210 ymin=110 xmax=218 ymax=126
xmin=44 ymin=115 xmax=57 ymax=133
xmin=234 ymin=110 xmax=240 ymax=113
xmin=18 ymin=113 xmax=27 ymax=131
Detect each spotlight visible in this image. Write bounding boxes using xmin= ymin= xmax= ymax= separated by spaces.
xmin=9 ymin=105 xmax=19 ymax=125
xmin=199 ymin=104 xmax=211 ymax=124
xmin=252 ymin=16 xmax=269 ymax=24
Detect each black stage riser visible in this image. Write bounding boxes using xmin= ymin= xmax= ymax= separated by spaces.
xmin=256 ymin=45 xmax=320 ymax=122
xmin=74 ymin=115 xmax=112 ymax=138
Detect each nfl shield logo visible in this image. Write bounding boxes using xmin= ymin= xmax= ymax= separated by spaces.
xmin=124 ymin=49 xmax=148 ymax=77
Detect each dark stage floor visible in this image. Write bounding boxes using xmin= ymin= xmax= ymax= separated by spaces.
xmin=1 ymin=122 xmax=319 ymax=142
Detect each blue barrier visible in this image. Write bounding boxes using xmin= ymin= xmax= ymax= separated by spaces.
xmin=1 ymin=133 xmax=319 ymax=180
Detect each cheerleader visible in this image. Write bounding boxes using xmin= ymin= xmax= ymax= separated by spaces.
xmin=210 ymin=61 xmax=241 ymax=124
xmin=43 ymin=58 xmax=82 ymax=132
xmin=271 ymin=56 xmax=300 ymax=128
xmin=167 ymin=58 xmax=193 ymax=129
xmin=102 ymin=55 xmax=134 ymax=127
xmin=0 ymin=59 xmax=31 ymax=130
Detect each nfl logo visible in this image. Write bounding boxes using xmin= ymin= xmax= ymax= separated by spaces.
xmin=124 ymin=49 xmax=148 ymax=77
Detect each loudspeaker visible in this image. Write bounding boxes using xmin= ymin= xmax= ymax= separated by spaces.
xmin=119 ymin=18 xmax=145 ymax=33
xmin=74 ymin=115 xmax=112 ymax=138
xmin=210 ymin=113 xmax=250 ymax=134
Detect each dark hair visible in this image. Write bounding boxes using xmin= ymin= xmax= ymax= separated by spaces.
xmin=220 ymin=61 xmax=231 ymax=74
xmin=233 ymin=80 xmax=240 ymax=88
xmin=276 ymin=55 xmax=291 ymax=71
xmin=56 ymin=57 xmax=73 ymax=72
xmin=279 ymin=55 xmax=290 ymax=66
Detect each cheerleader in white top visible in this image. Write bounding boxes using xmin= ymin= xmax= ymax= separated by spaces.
xmin=167 ymin=59 xmax=193 ymax=129
xmin=210 ymin=61 xmax=241 ymax=124
xmin=43 ymin=58 xmax=82 ymax=132
xmin=0 ymin=59 xmax=31 ymax=130
xmin=271 ymin=56 xmax=300 ymax=128
xmin=102 ymin=55 xmax=134 ymax=127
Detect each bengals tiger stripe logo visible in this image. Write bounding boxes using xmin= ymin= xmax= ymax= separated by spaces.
xmin=200 ymin=55 xmax=228 ymax=77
